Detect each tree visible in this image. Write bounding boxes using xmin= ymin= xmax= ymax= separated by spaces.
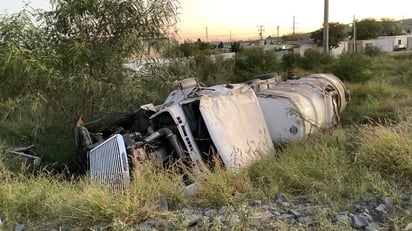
xmin=234 ymin=47 xmax=281 ymax=82
xmin=174 ymin=39 xmax=214 ymax=57
xmin=380 ymin=18 xmax=403 ymax=36
xmin=230 ymin=42 xmax=241 ymax=52
xmin=195 ymin=38 xmax=214 ymax=52
xmin=310 ymin=22 xmax=347 ymax=50
xmin=42 ymin=0 xmax=179 ymax=77
xmin=353 ymin=18 xmax=383 ymax=40
xmin=0 ymin=0 xmax=180 ymax=168
xmin=282 ymin=33 xmax=310 ymax=42
xmin=217 ymin=41 xmax=224 ymax=49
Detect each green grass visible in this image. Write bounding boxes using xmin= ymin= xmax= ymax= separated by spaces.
xmin=1 ymin=53 xmax=412 ymax=230
xmin=2 ymin=115 xmax=411 ymax=230
xmin=0 ymin=161 xmax=187 ymax=230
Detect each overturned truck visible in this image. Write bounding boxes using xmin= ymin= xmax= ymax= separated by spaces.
xmin=74 ymin=73 xmax=349 ymax=189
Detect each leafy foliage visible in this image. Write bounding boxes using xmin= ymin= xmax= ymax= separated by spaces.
xmin=363 ymin=45 xmax=383 ymax=57
xmin=234 ymin=47 xmax=281 ymax=82
xmin=282 ymin=32 xmax=310 ymax=42
xmin=42 ymin=0 xmax=178 ymax=75
xmin=1 ymin=6 xmax=412 ymax=227
xmin=173 ymin=39 xmax=215 ymax=57
xmin=353 ymin=18 xmax=384 ymax=40
xmin=0 ymin=1 xmax=179 ymax=167
xmin=380 ymin=18 xmax=404 ymax=36
xmin=300 ymin=48 xmax=332 ymax=71
xmin=230 ymin=42 xmax=241 ymax=52
xmin=280 ymin=52 xmax=301 ymax=70
xmin=325 ymin=52 xmax=372 ymax=82
xmin=310 ymin=22 xmax=347 ymax=50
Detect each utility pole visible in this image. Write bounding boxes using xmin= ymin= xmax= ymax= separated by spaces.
xmin=353 ymin=15 xmax=356 ymax=52
xmin=257 ymin=25 xmax=265 ymax=40
xmin=277 ymin=25 xmax=280 ymax=44
xmin=323 ymin=0 xmax=329 ymax=54
xmin=205 ymin=26 xmax=209 ymax=42
xmin=292 ymin=16 xmax=296 ymax=35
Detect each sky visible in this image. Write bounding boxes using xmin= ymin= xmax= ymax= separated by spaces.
xmin=1 ymin=0 xmax=411 ymax=41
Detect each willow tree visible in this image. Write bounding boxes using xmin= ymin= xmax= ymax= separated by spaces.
xmin=0 ymin=0 xmax=180 ymax=167
xmin=43 ymin=0 xmax=179 ymax=77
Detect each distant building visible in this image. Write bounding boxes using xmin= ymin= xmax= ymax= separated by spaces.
xmin=351 ymin=35 xmax=412 ymax=52
xmin=287 ymin=40 xmax=317 ymax=56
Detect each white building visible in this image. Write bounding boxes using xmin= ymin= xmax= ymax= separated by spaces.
xmin=352 ymin=35 xmax=412 ymax=52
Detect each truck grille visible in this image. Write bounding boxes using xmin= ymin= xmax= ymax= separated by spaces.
xmin=89 ymin=134 xmax=130 ymax=190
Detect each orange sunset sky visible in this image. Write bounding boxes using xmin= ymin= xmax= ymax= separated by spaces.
xmin=1 ymin=0 xmax=411 ymax=41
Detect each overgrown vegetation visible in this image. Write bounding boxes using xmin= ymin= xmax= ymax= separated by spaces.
xmin=1 ymin=1 xmax=412 ymax=230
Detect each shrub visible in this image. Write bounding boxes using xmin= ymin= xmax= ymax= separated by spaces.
xmin=363 ymin=45 xmax=383 ymax=57
xmin=234 ymin=48 xmax=281 ymax=82
xmin=300 ymin=48 xmax=332 ymax=71
xmin=280 ymin=52 xmax=301 ymax=70
xmin=326 ymin=52 xmax=372 ymax=82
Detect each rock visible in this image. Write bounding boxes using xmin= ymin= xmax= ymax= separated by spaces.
xmin=183 ymin=183 xmax=197 ymax=197
xmin=218 ymin=207 xmax=226 ymax=216
xmin=51 ymin=227 xmax=69 ymax=231
xmin=244 ymin=228 xmax=258 ymax=231
xmin=182 ymin=207 xmax=191 ymax=214
xmin=137 ymin=219 xmax=158 ymax=230
xmin=252 ymin=211 xmax=274 ymax=220
xmin=297 ymin=216 xmax=313 ymax=225
xmin=188 ymin=213 xmax=202 ymax=226
xmin=351 ymin=214 xmax=369 ymax=229
xmin=365 ymin=222 xmax=379 ymax=231
xmin=93 ymin=223 xmax=108 ymax=231
xmin=355 ymin=204 xmax=369 ymax=213
xmin=277 ymin=193 xmax=288 ymax=202
xmin=288 ymin=209 xmax=302 ymax=218
xmin=271 ymin=210 xmax=281 ymax=216
xmin=281 ymin=202 xmax=290 ymax=207
xmin=253 ymin=200 xmax=262 ymax=207
xmin=362 ymin=212 xmax=374 ymax=222
xmin=234 ymin=214 xmax=241 ymax=223
xmin=400 ymin=193 xmax=410 ymax=202
xmin=264 ymin=210 xmax=276 ymax=219
xmin=203 ymin=208 xmax=217 ymax=219
xmin=158 ymin=198 xmax=168 ymax=211
xmin=137 ymin=222 xmax=152 ymax=230
xmin=331 ymin=212 xmax=350 ymax=224
xmin=15 ymin=224 xmax=25 ymax=231
xmin=405 ymin=223 xmax=412 ymax=231
xmin=280 ymin=214 xmax=296 ymax=224
xmin=268 ymin=204 xmax=278 ymax=212
xmin=375 ymin=204 xmax=387 ymax=213
xmin=382 ymin=196 xmax=393 ymax=209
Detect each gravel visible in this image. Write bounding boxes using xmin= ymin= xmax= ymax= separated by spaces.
xmin=5 ymin=192 xmax=412 ymax=230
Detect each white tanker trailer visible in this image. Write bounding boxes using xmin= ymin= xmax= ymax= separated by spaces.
xmin=251 ymin=73 xmax=349 ymax=142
